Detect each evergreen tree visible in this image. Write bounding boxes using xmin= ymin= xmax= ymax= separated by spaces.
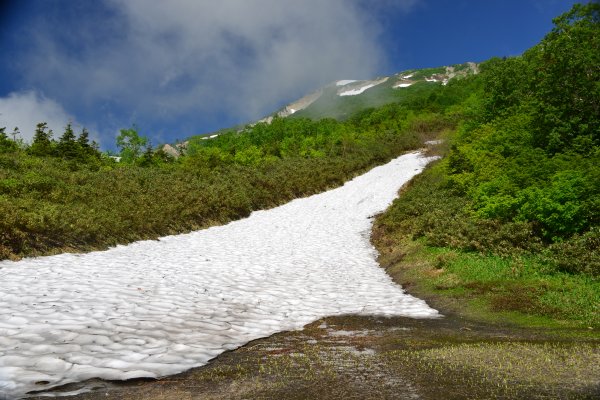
xmin=77 ymin=128 xmax=90 ymax=148
xmin=57 ymin=123 xmax=78 ymax=159
xmin=76 ymin=128 xmax=102 ymax=160
xmin=0 ymin=127 xmax=17 ymax=152
xmin=29 ymin=122 xmax=54 ymax=156
xmin=138 ymin=143 xmax=155 ymax=167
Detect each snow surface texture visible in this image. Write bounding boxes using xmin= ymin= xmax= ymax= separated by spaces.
xmin=0 ymin=152 xmax=439 ymax=399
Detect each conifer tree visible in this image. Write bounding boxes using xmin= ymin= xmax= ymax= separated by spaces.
xmin=77 ymin=128 xmax=90 ymax=148
xmin=57 ymin=123 xmax=78 ymax=159
xmin=76 ymin=128 xmax=102 ymax=160
xmin=0 ymin=127 xmax=16 ymax=152
xmin=29 ymin=122 xmax=54 ymax=156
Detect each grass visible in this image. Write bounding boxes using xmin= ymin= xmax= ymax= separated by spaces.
xmin=385 ymin=341 xmax=600 ymax=399
xmin=375 ymin=230 xmax=600 ymax=329
xmin=371 ymin=134 xmax=600 ymax=330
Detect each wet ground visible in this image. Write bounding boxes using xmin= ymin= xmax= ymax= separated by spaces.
xmin=28 ymin=312 xmax=600 ymax=399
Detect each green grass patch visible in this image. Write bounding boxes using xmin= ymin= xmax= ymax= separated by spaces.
xmin=423 ymin=246 xmax=599 ymax=327
xmin=374 ymin=211 xmax=600 ymax=329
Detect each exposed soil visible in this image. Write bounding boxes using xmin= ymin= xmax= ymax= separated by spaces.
xmin=28 ymin=312 xmax=599 ymax=399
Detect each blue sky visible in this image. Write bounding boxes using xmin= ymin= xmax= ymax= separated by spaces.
xmin=0 ymin=0 xmax=582 ymax=150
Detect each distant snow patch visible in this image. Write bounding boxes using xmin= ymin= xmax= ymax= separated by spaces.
xmin=394 ymin=83 xmax=413 ymax=88
xmin=339 ymin=84 xmax=378 ymax=96
xmin=336 ymin=80 xmax=358 ymax=86
xmin=338 ymin=77 xmax=388 ymax=96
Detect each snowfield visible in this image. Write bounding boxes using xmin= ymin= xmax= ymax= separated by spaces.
xmin=338 ymin=77 xmax=388 ymax=96
xmin=336 ymin=79 xmax=358 ymax=86
xmin=0 ymin=152 xmax=439 ymax=399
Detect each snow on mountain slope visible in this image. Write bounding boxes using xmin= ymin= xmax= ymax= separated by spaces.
xmin=163 ymin=62 xmax=479 ymax=154
xmin=277 ymin=89 xmax=324 ymax=118
xmin=0 ymin=152 xmax=439 ymax=399
xmin=338 ymin=77 xmax=389 ymax=96
xmin=262 ymin=62 xmax=478 ymax=120
xmin=336 ymin=80 xmax=358 ymax=86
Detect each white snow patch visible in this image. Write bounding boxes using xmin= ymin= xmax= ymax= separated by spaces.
xmin=338 ymin=77 xmax=388 ymax=96
xmin=394 ymin=83 xmax=413 ymax=88
xmin=0 ymin=152 xmax=439 ymax=399
xmin=402 ymin=73 xmax=414 ymax=79
xmin=336 ymin=80 xmax=358 ymax=86
xmin=425 ymin=77 xmax=438 ymax=82
xmin=339 ymin=83 xmax=378 ymax=96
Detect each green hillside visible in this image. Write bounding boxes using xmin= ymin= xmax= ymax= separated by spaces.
xmin=373 ymin=2 xmax=599 ymax=328
xmin=288 ymin=63 xmax=477 ymax=121
xmin=292 ymin=81 xmax=438 ymax=121
xmin=0 ymin=2 xmax=597 ymax=328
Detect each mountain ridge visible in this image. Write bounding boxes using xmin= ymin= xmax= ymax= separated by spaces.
xmin=258 ymin=61 xmax=479 ymax=124
xmin=163 ymin=61 xmax=479 ymax=156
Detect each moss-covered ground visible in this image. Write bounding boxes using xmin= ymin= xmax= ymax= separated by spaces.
xmin=30 ymin=314 xmax=599 ymax=399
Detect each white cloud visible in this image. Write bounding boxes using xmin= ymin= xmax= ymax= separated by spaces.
xmin=0 ymin=91 xmax=79 ymax=143
xmin=17 ymin=0 xmax=419 ymax=139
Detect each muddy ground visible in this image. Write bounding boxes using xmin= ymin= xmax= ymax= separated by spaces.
xmin=28 ymin=310 xmax=599 ymax=400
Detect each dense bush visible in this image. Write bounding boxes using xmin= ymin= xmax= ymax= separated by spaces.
xmin=378 ymin=3 xmax=600 ymax=276
xmin=0 ymin=93 xmax=455 ymax=259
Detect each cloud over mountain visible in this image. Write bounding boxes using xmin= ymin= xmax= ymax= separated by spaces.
xmin=6 ymin=0 xmax=417 ymax=143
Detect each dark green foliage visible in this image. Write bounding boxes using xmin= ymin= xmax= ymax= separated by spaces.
xmin=548 ymin=227 xmax=600 ymax=275
xmin=0 ymin=96 xmax=456 ymax=260
xmin=57 ymin=123 xmax=78 ymax=159
xmin=480 ymin=57 xmax=529 ymax=119
xmin=378 ymin=3 xmax=600 ymax=277
xmin=525 ymin=3 xmax=599 ymax=152
xmin=185 ymin=112 xmax=429 ymax=170
xmin=28 ymin=122 xmax=54 ymax=156
xmin=0 ymin=127 xmax=18 ymax=153
xmin=478 ymin=3 xmax=599 ymax=153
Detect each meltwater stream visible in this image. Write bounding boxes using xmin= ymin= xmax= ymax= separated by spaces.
xmin=0 ymin=152 xmax=439 ymax=399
